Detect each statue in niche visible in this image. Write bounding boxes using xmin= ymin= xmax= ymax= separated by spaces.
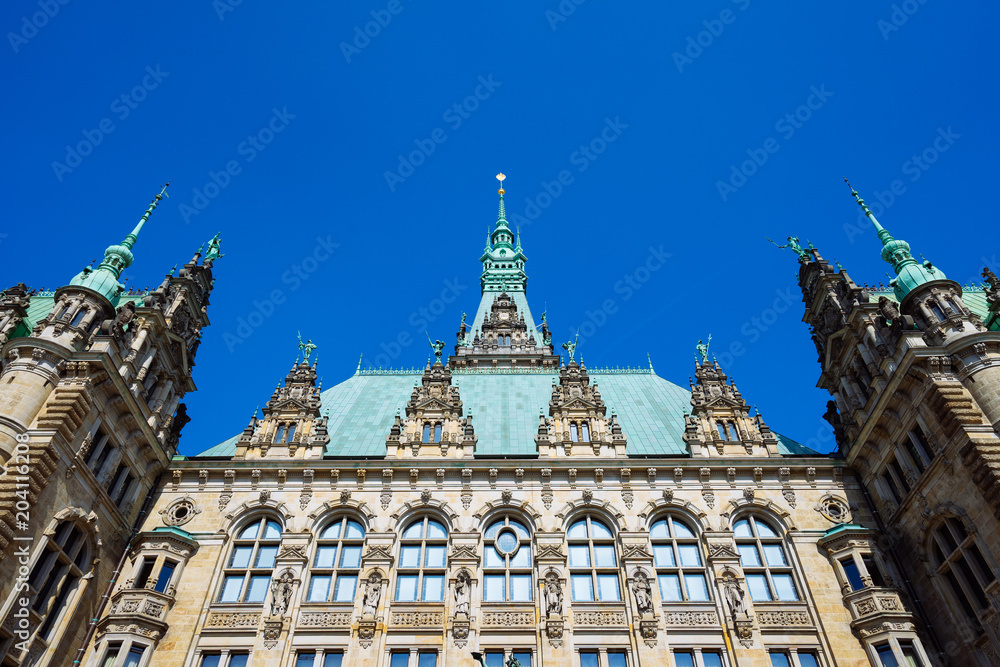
xmin=362 ymin=571 xmax=381 ymax=617
xmin=544 ymin=572 xmax=563 ymax=617
xmin=269 ymin=570 xmax=294 ymax=617
xmin=454 ymin=570 xmax=471 ymax=617
xmin=631 ymin=569 xmax=653 ymax=616
xmin=724 ymin=578 xmax=749 ymax=618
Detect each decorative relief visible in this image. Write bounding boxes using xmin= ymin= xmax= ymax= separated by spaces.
xmin=501 ymin=489 xmax=513 ymax=504
xmin=702 ymin=488 xmax=715 ymax=509
xmin=262 ymin=620 xmax=282 ymax=649
xmin=536 ymin=544 xmax=565 ymax=561
xmin=758 ymin=611 xmax=811 ymax=626
xmin=461 ymin=490 xmax=472 ymax=510
xmin=276 ymin=544 xmax=306 ymax=560
xmin=663 ymin=611 xmax=718 ymax=626
xmin=205 ymin=612 xmax=260 ymax=628
xmin=546 ymin=618 xmax=564 ymax=648
xmin=143 ymin=600 xmax=164 ymax=617
xmin=573 ymin=611 xmax=626 ymax=626
xmin=782 ymin=488 xmax=797 ymax=508
xmin=449 ymin=544 xmax=479 ymax=561
xmin=542 ymin=490 xmax=553 ymax=510
xmin=363 ymin=545 xmax=393 ymax=561
xmin=218 ymin=491 xmax=233 ymax=511
xmin=159 ymin=498 xmax=200 ymax=527
xmin=856 ymin=598 xmax=877 ymax=615
xmin=621 ymin=488 xmax=634 ymax=509
xmin=621 ymin=543 xmax=654 ymax=560
xmin=420 ymin=489 xmax=433 ymax=503
xmin=858 ymin=621 xmax=914 ymax=637
xmin=817 ymin=495 xmax=852 ymax=524
xmin=298 ymin=612 xmax=351 ymax=627
xmin=390 ymin=611 xmax=443 ymax=627
xmin=662 ymin=488 xmax=674 ymax=502
xmin=482 ymin=611 xmax=534 ymax=626
xmin=582 ymin=489 xmax=593 ymax=504
xmin=743 ymin=487 xmax=755 ymax=503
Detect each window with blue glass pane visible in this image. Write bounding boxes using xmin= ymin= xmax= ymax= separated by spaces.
xmin=418 ymin=652 xmax=437 ymax=667
xmin=295 ymin=653 xmax=315 ymax=667
xmin=702 ymin=651 xmax=724 ymax=667
xmin=569 ymin=516 xmax=619 ymax=601
xmin=221 ymin=517 xmax=283 ymax=603
xmin=768 ymin=652 xmax=791 ymax=667
xmin=673 ymin=652 xmax=695 ymax=667
xmin=580 ymin=651 xmax=600 ymax=667
xmin=650 ymin=515 xmax=709 ymax=602
xmin=200 ymin=656 xmax=220 ymax=667
xmin=735 ymin=516 xmax=798 ymax=602
xmin=485 ymin=652 xmax=504 ymax=667
xmin=390 ymin=653 xmax=409 ymax=667
xmin=876 ymin=644 xmax=899 ymax=667
xmin=229 ymin=654 xmax=249 ymax=667
xmin=797 ymin=652 xmax=820 ymax=667
xmin=397 ymin=517 xmax=448 ymax=601
xmin=483 ymin=517 xmax=532 ymax=602
xmin=607 ymin=651 xmax=627 ymax=667
xmin=513 ymin=651 xmax=532 ymax=666
xmin=322 ymin=654 xmax=343 ymax=667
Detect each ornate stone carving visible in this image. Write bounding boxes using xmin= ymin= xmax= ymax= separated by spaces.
xmin=545 ymin=617 xmax=564 ymax=647
xmin=218 ymin=490 xmax=233 ymax=510
xmin=159 ymin=498 xmax=200 ymax=526
xmin=574 ymin=611 xmax=627 ymax=626
xmin=724 ymin=579 xmax=749 ymax=619
xmin=542 ymin=489 xmax=553 ymax=510
xmin=501 ymin=489 xmax=513 ymax=504
xmin=299 ymin=612 xmax=351 ymax=627
xmin=544 ymin=572 xmax=563 ymax=617
xmin=205 ymin=612 xmax=260 ymax=628
xmin=817 ymin=495 xmax=851 ymax=524
xmin=482 ymin=611 xmax=534 ymax=626
xmin=639 ymin=618 xmax=658 ymax=647
xmin=269 ymin=570 xmax=294 ymax=617
xmin=390 ymin=612 xmax=444 ymax=627
xmin=261 ymin=619 xmax=282 ymax=649
xmin=708 ymin=544 xmax=740 ymax=559
xmin=582 ymin=489 xmax=593 ymax=504
xmin=357 ymin=618 xmax=377 ymax=648
xmin=362 ymin=571 xmax=382 ymax=617
xmin=630 ymin=569 xmax=653 ymax=616
xmin=743 ymin=487 xmax=755 ymax=503
xmin=782 ymin=488 xmax=796 ymax=508
xmin=340 ymin=490 xmax=351 ymax=503
xmin=454 ymin=569 xmax=471 ymax=618
xmin=420 ymin=489 xmax=432 ymax=503
xmin=702 ymin=488 xmax=715 ymax=508
xmin=758 ymin=611 xmax=811 ymax=626
xmin=662 ymin=488 xmax=674 ymax=502
xmin=276 ymin=544 xmax=306 ymax=560
xmin=663 ymin=611 xmax=718 ymax=626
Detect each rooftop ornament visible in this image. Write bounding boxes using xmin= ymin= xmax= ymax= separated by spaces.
xmin=766 ymin=235 xmax=810 ymax=263
xmin=297 ymin=332 xmax=317 ymax=361
xmin=695 ymin=335 xmax=712 ymax=364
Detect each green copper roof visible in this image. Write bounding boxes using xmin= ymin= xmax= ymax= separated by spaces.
xmin=194 ymin=368 xmax=819 ymax=458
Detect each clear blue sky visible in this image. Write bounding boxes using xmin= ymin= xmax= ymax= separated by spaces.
xmin=3 ymin=2 xmax=996 ymax=455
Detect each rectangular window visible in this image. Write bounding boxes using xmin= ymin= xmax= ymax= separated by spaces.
xmin=390 ymin=653 xmax=409 ymax=667
xmin=841 ymin=557 xmax=864 ymax=591
xmin=511 ymin=574 xmax=532 ymax=601
xmin=123 ymin=647 xmax=145 ymax=667
xmin=101 ymin=644 xmax=122 ymax=667
xmin=899 ymin=641 xmax=921 ymax=667
xmin=424 ymin=545 xmax=446 ymax=568
xmin=677 ymin=545 xmax=701 ymax=567
xmin=593 ymin=545 xmax=617 ymax=567
xmin=230 ymin=546 xmax=253 ymax=569
xmin=219 ymin=575 xmax=243 ymax=603
xmin=512 ymin=651 xmax=532 ymax=666
xmin=315 ymin=545 xmax=336 ymax=568
xmin=876 ymin=644 xmax=899 ymax=667
xmin=762 ymin=545 xmax=787 ymax=566
xmin=571 ymin=574 xmax=594 ymax=601
xmin=597 ymin=574 xmax=621 ymax=601
xmin=580 ymin=651 xmax=600 ymax=667
xmin=702 ymin=652 xmax=724 ymax=667
xmin=484 ymin=574 xmax=505 ymax=601
xmin=154 ymin=560 xmax=176 ymax=593
xmin=653 ymin=545 xmax=675 ymax=567
xmin=888 ymin=459 xmax=911 ymax=494
xmin=334 ymin=575 xmax=357 ymax=602
xmin=746 ymin=574 xmax=771 ymax=601
xmin=255 ymin=545 xmax=278 ymax=569
xmin=85 ymin=428 xmax=109 ymax=467
xmin=229 ymin=655 xmax=250 ymax=667
xmin=200 ymin=655 xmax=221 ymax=667
xmin=400 ymin=546 xmax=421 ymax=568
xmin=510 ymin=548 xmax=531 ymax=568
xmin=295 ymin=653 xmax=316 ymax=667
xmin=395 ymin=574 xmax=418 ymax=601
xmin=772 ymin=574 xmax=798 ymax=601
xmin=309 ymin=575 xmax=332 ymax=601
xmin=423 ymin=574 xmax=445 ymax=602
xmin=684 ymin=574 xmax=709 ymax=601
xmin=322 ymin=654 xmax=343 ymax=667
xmin=134 ymin=557 xmax=156 ymax=589
xmin=569 ymin=545 xmax=591 ymax=567
xmin=340 ymin=545 xmax=362 ymax=568
xmin=881 ymin=472 xmax=903 ymax=505
xmin=114 ymin=474 xmax=134 ymax=505
xmin=768 ymin=652 xmax=791 ymax=667
xmin=797 ymin=653 xmax=820 ymax=667
xmin=607 ymin=651 xmax=627 ymax=667
xmin=673 ymin=652 xmax=695 ymax=667
xmin=484 ymin=548 xmax=504 ymax=568
xmin=418 ymin=653 xmax=437 ymax=667
xmin=862 ymin=555 xmax=885 ymax=587
xmin=659 ymin=574 xmax=682 ymax=602
xmin=245 ymin=575 xmax=270 ymax=603
xmin=485 ymin=652 xmax=504 ymax=667
xmin=737 ymin=544 xmax=761 ymax=566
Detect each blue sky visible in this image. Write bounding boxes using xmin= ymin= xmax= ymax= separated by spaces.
xmin=2 ymin=1 xmax=996 ymax=455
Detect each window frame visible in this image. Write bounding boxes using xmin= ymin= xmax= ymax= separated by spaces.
xmin=217 ymin=516 xmax=283 ymax=604
xmin=395 ymin=517 xmax=448 ymax=602
xmin=28 ymin=520 xmax=92 ymax=641
xmin=307 ymin=516 xmax=366 ymax=603
xmin=482 ymin=516 xmax=532 ymax=602
xmin=930 ymin=516 xmax=996 ymax=622
xmin=567 ymin=516 xmax=621 ymax=602
xmin=733 ymin=515 xmax=798 ymax=602
xmin=650 ymin=515 xmax=710 ymax=603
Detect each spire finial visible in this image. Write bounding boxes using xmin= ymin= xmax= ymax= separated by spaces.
xmin=844 ymin=177 xmax=890 ymax=242
xmin=124 ymin=181 xmax=170 ymax=249
xmin=496 ymin=172 xmax=506 ymax=196
xmin=356 ymin=353 xmax=363 ymax=373
xmin=496 ymin=173 xmax=507 ymax=223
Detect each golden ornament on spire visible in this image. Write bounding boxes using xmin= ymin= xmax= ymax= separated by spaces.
xmin=496 ymin=172 xmax=506 ymax=195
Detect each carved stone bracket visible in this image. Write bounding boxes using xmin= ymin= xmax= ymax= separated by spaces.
xmin=544 ymin=616 xmax=564 ymax=648
xmin=261 ymin=619 xmax=283 ymax=649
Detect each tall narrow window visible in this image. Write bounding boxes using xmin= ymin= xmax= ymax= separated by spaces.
xmin=423 ymin=423 xmax=431 ymax=442
xmin=483 ymin=517 xmax=532 ymax=601
xmin=734 ymin=516 xmax=798 ymax=602
xmin=716 ymin=422 xmax=727 ymax=440
xmin=286 ymin=424 xmax=296 ymax=442
xmin=396 ymin=517 xmax=448 ymax=602
xmin=840 ymin=557 xmax=864 ymax=591
xmin=31 ymin=521 xmax=91 ymax=639
xmin=154 ymin=560 xmax=176 ymax=594
xmin=273 ymin=424 xmax=285 ymax=444
xmin=727 ymin=421 xmax=739 ymax=441
xmin=133 ymin=557 xmax=156 ymax=589
xmin=70 ymin=308 xmax=87 ymax=327
xmin=433 ymin=423 xmax=442 ymax=443
xmin=570 ymin=423 xmax=579 ymax=442
xmin=308 ymin=517 xmax=365 ymax=602
xmin=650 ymin=516 xmax=710 ymax=602
xmin=100 ymin=644 xmax=145 ymax=667
xmin=932 ymin=517 xmax=996 ymax=620
xmin=580 ymin=422 xmax=590 ymax=442
xmin=568 ymin=516 xmax=620 ymax=601
xmin=219 ymin=517 xmax=282 ymax=603
xmin=84 ymin=428 xmax=112 ymax=472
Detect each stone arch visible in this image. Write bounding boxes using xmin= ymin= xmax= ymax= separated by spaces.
xmin=639 ymin=497 xmax=711 ymax=532
xmin=388 ymin=498 xmax=459 ymax=533
xmin=221 ymin=497 xmax=293 ymax=534
xmin=556 ymin=498 xmax=626 ymax=532
xmin=48 ymin=506 xmax=103 ymax=559
xmin=722 ymin=497 xmax=797 ymax=533
xmin=920 ymin=501 xmax=973 ymax=537
xmin=307 ymin=498 xmax=377 ymax=533
xmin=472 ymin=498 xmax=542 ymax=532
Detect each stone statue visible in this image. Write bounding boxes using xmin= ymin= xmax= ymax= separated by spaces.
xmin=724 ymin=579 xmax=748 ymax=618
xmin=767 ymin=236 xmax=810 ymax=263
xmin=878 ymin=296 xmax=900 ymax=323
xmin=454 ymin=570 xmax=471 ymax=617
xmin=427 ymin=333 xmax=446 ymax=360
xmin=362 ymin=572 xmax=381 ymax=617
xmin=562 ymin=332 xmax=578 ymax=362
xmin=983 ymin=267 xmax=999 ymax=307
xmin=460 ymin=312 xmax=467 ymax=325
xmin=269 ymin=570 xmax=294 ymax=617
xmin=695 ymin=335 xmax=711 ymax=363
xmin=297 ymin=332 xmax=317 ymax=360
xmin=631 ymin=569 xmax=653 ymax=616
xmin=544 ymin=572 xmax=563 ymax=617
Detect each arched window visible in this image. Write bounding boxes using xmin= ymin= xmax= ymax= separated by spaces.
xmin=650 ymin=516 xmax=709 ymax=602
xmin=219 ymin=517 xmax=282 ymax=603
xmin=307 ymin=517 xmax=365 ymax=602
xmin=931 ymin=517 xmax=996 ymax=622
xmin=483 ymin=517 xmax=532 ymax=602
xmin=28 ymin=520 xmax=91 ymax=640
xmin=395 ymin=517 xmax=447 ymax=602
xmin=568 ymin=516 xmax=620 ymax=601
xmin=734 ymin=516 xmax=798 ymax=602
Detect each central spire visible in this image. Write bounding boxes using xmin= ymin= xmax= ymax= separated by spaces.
xmin=844 ymin=178 xmax=946 ymax=300
xmin=480 ymin=174 xmax=526 ymax=294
